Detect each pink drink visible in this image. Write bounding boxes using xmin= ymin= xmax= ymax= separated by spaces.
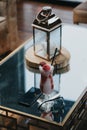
xmin=39 ymin=62 xmax=54 ymax=95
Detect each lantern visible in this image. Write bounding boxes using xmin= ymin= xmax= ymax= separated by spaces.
xmin=32 ymin=6 xmax=62 ymax=61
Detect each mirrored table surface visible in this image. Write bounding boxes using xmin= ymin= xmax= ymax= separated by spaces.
xmin=0 ymin=24 xmax=87 ymax=126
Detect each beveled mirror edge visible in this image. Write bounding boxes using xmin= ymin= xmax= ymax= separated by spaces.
xmin=62 ymin=86 xmax=87 ymax=126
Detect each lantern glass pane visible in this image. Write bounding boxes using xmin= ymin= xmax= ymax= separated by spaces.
xmin=34 ymin=29 xmax=47 ymax=59
xmin=50 ymin=28 xmax=60 ymax=58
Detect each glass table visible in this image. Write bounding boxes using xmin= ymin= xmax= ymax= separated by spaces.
xmin=0 ymin=24 xmax=87 ymax=130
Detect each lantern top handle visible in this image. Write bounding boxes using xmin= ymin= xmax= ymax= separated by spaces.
xmin=32 ymin=6 xmax=62 ymax=29
xmin=36 ymin=6 xmax=52 ymax=23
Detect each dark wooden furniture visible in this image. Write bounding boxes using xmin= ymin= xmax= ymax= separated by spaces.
xmin=73 ymin=1 xmax=87 ymax=24
xmin=0 ymin=0 xmax=19 ymax=56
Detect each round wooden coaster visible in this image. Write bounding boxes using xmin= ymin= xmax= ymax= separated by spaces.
xmin=25 ymin=46 xmax=70 ymax=73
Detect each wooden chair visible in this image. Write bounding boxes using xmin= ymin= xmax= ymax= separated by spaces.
xmin=0 ymin=0 xmax=19 ymax=56
xmin=73 ymin=1 xmax=87 ymax=24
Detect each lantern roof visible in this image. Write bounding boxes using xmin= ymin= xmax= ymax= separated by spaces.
xmin=32 ymin=6 xmax=62 ymax=31
xmin=32 ymin=15 xmax=62 ymax=31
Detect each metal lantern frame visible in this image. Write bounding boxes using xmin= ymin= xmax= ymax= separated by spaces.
xmin=32 ymin=23 xmax=62 ymax=61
